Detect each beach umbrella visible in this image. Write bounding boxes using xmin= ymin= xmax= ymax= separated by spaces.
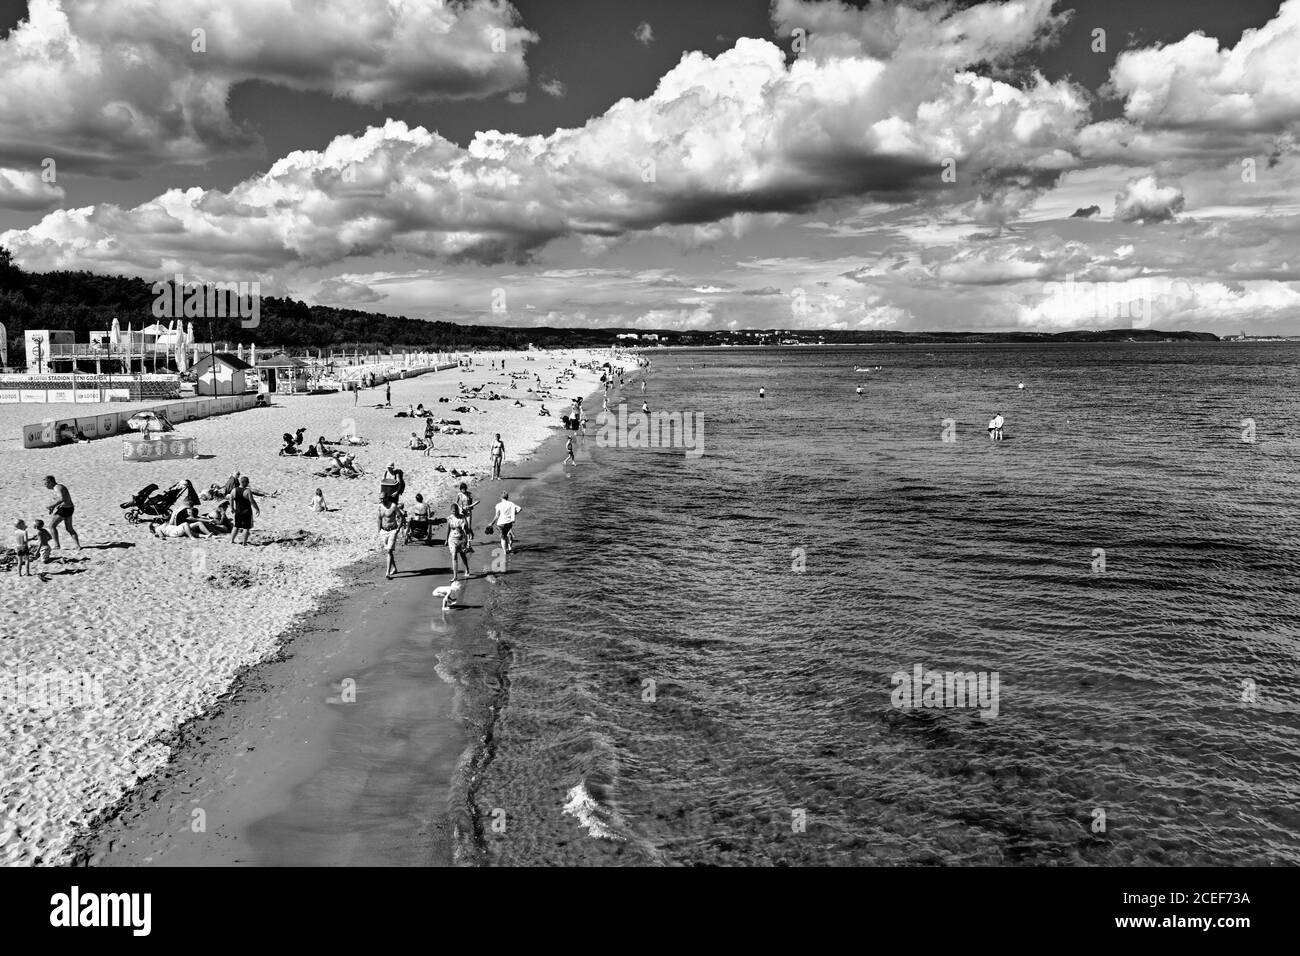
xmin=110 ymin=316 xmax=120 ymax=345
xmin=236 ymin=343 xmax=243 ymax=361
xmin=126 ymin=410 xmax=175 ymax=433
xmin=250 ymin=340 xmax=256 ymax=366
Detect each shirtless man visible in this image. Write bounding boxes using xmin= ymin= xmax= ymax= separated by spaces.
xmin=378 ymin=498 xmax=402 ymax=578
xmin=43 ymin=476 xmax=81 ymax=550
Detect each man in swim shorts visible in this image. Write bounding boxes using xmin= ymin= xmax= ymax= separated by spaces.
xmin=492 ymin=492 xmax=522 ymax=554
xmin=44 ymin=476 xmax=81 ymax=550
xmin=378 ymin=498 xmax=402 ymax=578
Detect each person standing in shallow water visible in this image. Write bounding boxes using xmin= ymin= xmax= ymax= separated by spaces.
xmin=445 ymin=504 xmax=471 ymax=581
xmin=378 ymin=498 xmax=402 ymax=579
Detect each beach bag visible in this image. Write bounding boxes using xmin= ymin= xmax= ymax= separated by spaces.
xmin=485 ymin=524 xmax=495 ymax=535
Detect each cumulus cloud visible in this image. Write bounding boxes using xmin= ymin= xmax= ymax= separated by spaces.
xmin=0 ymin=0 xmax=535 ymax=172
xmin=316 ymin=277 xmax=383 ymax=305
xmin=1114 ymin=174 xmax=1185 ymax=223
xmin=634 ymin=21 xmax=655 ymax=45
xmin=0 ymin=166 xmax=65 ymax=211
xmin=1108 ymin=0 xmax=1300 ymax=132
xmin=2 ymin=1 xmax=1092 ymax=275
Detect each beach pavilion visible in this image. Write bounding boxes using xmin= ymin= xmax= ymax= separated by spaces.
xmin=256 ymin=353 xmax=311 ymax=394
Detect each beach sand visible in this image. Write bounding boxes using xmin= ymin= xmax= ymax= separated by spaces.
xmin=0 ymin=349 xmax=633 ymax=865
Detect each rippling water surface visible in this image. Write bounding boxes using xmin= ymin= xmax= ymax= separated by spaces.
xmin=456 ymin=343 xmax=1300 ymax=865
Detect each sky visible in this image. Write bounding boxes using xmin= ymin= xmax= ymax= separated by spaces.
xmin=1 ymin=0 xmax=1298 ymax=334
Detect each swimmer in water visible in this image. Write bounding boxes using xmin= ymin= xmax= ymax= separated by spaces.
xmin=759 ymin=387 xmax=765 ymax=398
xmin=855 ymin=385 xmax=862 ymax=396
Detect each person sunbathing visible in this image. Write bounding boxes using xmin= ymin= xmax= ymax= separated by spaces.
xmin=149 ymin=515 xmax=208 ymax=538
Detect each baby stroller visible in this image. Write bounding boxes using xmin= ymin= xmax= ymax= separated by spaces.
xmin=403 ymin=512 xmax=444 ymax=546
xmin=121 ymin=482 xmax=186 ymax=524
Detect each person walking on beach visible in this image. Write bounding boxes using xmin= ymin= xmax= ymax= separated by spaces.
xmin=229 ymin=476 xmax=259 ymax=546
xmin=492 ymin=493 xmax=521 ymax=554
xmin=385 ymin=382 xmax=391 ymax=407
xmin=445 ymin=504 xmax=471 ymax=581
xmin=457 ymin=482 xmax=476 ymax=550
xmin=564 ymin=436 xmax=575 ymax=464
xmin=490 ymin=433 xmax=505 ymax=480
xmin=378 ymin=498 xmax=402 ymax=579
xmin=43 ymin=476 xmax=81 ymax=550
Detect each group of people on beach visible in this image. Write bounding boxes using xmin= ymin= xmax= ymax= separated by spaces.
xmin=11 ymin=476 xmax=80 ymax=576
xmin=376 ymin=458 xmax=522 ymax=593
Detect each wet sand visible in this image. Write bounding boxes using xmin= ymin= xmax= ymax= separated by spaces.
xmin=68 ymin=414 xmax=583 ymax=866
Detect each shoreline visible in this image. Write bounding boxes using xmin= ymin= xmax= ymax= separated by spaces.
xmin=64 ymin=361 xmax=636 ymax=866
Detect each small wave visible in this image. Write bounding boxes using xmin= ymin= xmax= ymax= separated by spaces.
xmin=562 ymin=781 xmax=625 ymax=841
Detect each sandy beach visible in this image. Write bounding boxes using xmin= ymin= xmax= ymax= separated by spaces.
xmin=0 ymin=348 xmax=634 ymax=866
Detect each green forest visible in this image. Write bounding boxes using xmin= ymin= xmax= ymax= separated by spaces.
xmin=0 ymin=246 xmax=634 ymax=354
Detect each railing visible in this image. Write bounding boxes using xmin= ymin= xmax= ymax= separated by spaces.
xmin=47 ymin=343 xmax=177 ymax=356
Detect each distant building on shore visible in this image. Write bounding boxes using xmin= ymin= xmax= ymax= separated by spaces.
xmin=191 ymin=352 xmax=254 ymax=395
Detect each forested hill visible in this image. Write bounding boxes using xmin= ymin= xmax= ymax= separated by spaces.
xmin=0 ymin=248 xmax=1218 ymax=351
xmin=0 ymin=249 xmax=621 ymax=350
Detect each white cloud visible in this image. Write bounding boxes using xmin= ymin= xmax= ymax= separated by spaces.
xmin=1114 ymin=174 xmax=1185 ymax=223
xmin=0 ymin=0 xmax=535 ymax=172
xmin=539 ymin=76 xmax=567 ymax=98
xmin=634 ymin=21 xmax=654 ymax=46
xmin=0 ymin=166 xmax=65 ymax=211
xmin=316 ymin=276 xmax=384 ymax=305
xmin=3 ymin=3 xmax=1092 ymax=276
xmin=1108 ymin=0 xmax=1300 ymax=132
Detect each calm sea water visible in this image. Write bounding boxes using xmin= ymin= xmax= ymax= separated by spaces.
xmin=452 ymin=343 xmax=1300 ymax=866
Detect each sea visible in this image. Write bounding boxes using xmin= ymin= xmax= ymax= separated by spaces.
xmin=446 ymin=342 xmax=1300 ymax=866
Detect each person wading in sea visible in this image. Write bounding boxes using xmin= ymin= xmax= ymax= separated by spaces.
xmin=378 ymin=498 xmax=402 ymax=579
xmin=492 ymin=492 xmax=522 ymax=554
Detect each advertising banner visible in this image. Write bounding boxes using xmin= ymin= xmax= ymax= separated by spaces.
xmin=122 ymin=437 xmax=198 ymax=461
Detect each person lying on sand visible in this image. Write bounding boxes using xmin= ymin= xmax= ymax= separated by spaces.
xmin=149 ymin=516 xmax=208 ymax=538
